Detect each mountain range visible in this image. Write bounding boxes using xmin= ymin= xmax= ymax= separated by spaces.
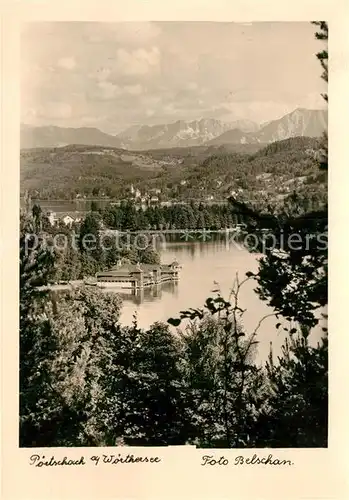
xmin=21 ymin=108 xmax=327 ymax=150
xmin=117 ymin=118 xmax=259 ymax=149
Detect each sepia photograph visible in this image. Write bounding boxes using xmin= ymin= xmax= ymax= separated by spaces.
xmin=19 ymin=20 xmax=328 ymax=449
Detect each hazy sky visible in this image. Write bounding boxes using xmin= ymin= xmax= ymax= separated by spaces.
xmin=21 ymin=22 xmax=327 ymax=134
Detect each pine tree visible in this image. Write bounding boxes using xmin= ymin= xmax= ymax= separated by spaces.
xmin=253 ymin=331 xmax=328 ymax=447
xmin=99 ymin=321 xmax=189 ymax=446
xmin=311 ymin=21 xmax=328 ymax=102
xmin=79 ymin=212 xmax=101 ymax=268
xmin=312 ymin=22 xmax=328 ymax=175
xmin=20 ymin=212 xmax=57 ymax=445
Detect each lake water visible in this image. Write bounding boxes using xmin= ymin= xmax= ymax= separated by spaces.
xmin=111 ymin=237 xmax=325 ymax=364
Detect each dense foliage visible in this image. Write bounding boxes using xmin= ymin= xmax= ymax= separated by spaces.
xmin=20 ymin=222 xmax=327 ymax=447
xmin=101 ymin=201 xmax=242 ymax=231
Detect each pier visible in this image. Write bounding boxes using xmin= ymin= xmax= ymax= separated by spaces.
xmin=95 ymin=261 xmax=180 ymax=289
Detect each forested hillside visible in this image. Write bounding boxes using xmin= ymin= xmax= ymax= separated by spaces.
xmin=21 ymin=137 xmax=326 ymax=213
xmin=166 ymin=136 xmax=327 ymax=212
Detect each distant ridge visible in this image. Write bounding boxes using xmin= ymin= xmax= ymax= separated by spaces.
xmin=20 ymin=124 xmax=123 ymax=150
xmin=21 ymin=108 xmax=327 ymax=150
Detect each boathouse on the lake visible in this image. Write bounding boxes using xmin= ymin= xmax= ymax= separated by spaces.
xmin=96 ymin=261 xmax=180 ymax=289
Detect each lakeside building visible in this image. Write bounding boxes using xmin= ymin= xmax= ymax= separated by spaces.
xmin=45 ymin=210 xmax=84 ymax=226
xmin=95 ymin=260 xmax=180 ymax=289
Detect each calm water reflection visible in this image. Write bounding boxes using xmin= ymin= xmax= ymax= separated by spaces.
xmin=108 ymin=237 xmax=325 ymax=363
